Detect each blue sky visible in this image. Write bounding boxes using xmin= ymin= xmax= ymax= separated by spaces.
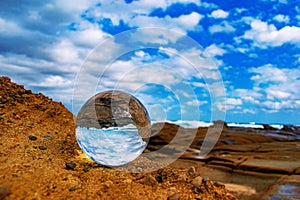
xmin=1 ymin=0 xmax=300 ymax=124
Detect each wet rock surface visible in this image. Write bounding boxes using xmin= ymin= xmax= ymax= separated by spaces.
xmin=0 ymin=76 xmax=236 ymax=200
xmin=258 ymin=175 xmax=300 ymax=200
xmin=147 ymin=122 xmax=300 ymax=199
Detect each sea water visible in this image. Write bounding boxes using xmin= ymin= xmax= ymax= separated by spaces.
xmin=76 ymin=126 xmax=147 ymax=166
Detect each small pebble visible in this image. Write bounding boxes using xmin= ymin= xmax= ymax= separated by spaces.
xmin=191 ymin=176 xmax=203 ymax=187
xmin=167 ymin=193 xmax=180 ymax=200
xmin=187 ymin=166 xmax=196 ymax=173
xmin=69 ymin=187 xmax=76 ymax=192
xmin=178 ymin=174 xmax=187 ymax=182
xmin=83 ymin=167 xmax=89 ymax=172
xmin=44 ymin=135 xmax=53 ymax=140
xmin=187 ymin=166 xmax=197 ymax=177
xmin=139 ymin=175 xmax=157 ymax=187
xmin=65 ymin=161 xmax=76 ymax=170
xmin=28 ymin=135 xmax=37 ymax=141
xmin=203 ymin=177 xmax=209 ymax=182
xmin=38 ymin=145 xmax=47 ymax=150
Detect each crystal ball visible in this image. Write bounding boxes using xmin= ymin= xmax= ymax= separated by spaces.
xmin=76 ymin=90 xmax=151 ymax=166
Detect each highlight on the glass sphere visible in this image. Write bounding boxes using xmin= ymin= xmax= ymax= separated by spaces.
xmin=75 ymin=90 xmax=151 ymax=167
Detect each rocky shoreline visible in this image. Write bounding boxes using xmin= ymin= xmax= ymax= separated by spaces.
xmin=147 ymin=122 xmax=300 ymax=199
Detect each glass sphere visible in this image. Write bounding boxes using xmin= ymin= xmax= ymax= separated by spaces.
xmin=76 ymin=90 xmax=151 ymax=166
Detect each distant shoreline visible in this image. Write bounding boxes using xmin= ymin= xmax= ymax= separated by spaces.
xmin=150 ymin=120 xmax=300 ymax=130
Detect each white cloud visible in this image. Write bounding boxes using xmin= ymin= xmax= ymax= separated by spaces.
xmin=242 ymin=109 xmax=256 ymax=114
xmin=242 ymin=19 xmax=300 ymax=47
xmin=210 ymin=9 xmax=229 ymax=19
xmin=241 ymin=96 xmax=260 ymax=104
xmin=158 ymin=46 xmax=223 ymax=81
xmin=173 ymin=12 xmax=203 ymax=30
xmin=205 ymin=44 xmax=227 ymax=57
xmin=226 ymin=98 xmax=242 ymax=105
xmin=131 ymin=27 xmax=184 ymax=45
xmin=215 ymin=97 xmax=240 ymax=112
xmin=134 ymin=51 xmax=146 ymax=58
xmin=227 ymin=64 xmax=300 ymax=113
xmin=0 ymin=53 xmax=78 ymax=105
xmin=234 ymin=8 xmax=247 ymax=14
xmin=250 ymin=65 xmax=300 ymax=88
xmin=236 ymin=88 xmax=262 ymax=99
xmin=0 ymin=18 xmax=25 ymax=36
xmin=249 ymin=64 xmax=288 ymax=84
xmin=49 ymin=39 xmax=82 ymax=64
xmin=35 ymin=75 xmax=73 ymax=87
xmin=192 ymin=82 xmax=207 ymax=88
xmin=55 ymin=0 xmax=98 ymax=14
xmin=273 ymin=14 xmax=290 ymax=23
xmin=245 ymin=65 xmax=300 ymax=112
xmin=129 ymin=12 xmax=203 ymax=34
xmin=261 ymin=100 xmax=299 ymax=112
xmin=85 ymin=0 xmax=203 ymax=28
xmin=266 ymin=89 xmax=291 ymax=100
xmin=100 ymin=60 xmax=182 ymax=91
xmin=208 ymin=21 xmax=235 ymax=34
xmin=187 ymin=99 xmax=208 ymax=106
xmin=70 ymin=23 xmax=109 ymax=47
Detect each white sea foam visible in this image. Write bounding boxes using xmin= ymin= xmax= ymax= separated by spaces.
xmin=269 ymin=124 xmax=283 ymax=129
xmin=151 ymin=120 xmax=212 ymax=128
xmin=227 ymin=123 xmax=264 ymax=129
xmin=173 ymin=120 xmax=212 ymax=128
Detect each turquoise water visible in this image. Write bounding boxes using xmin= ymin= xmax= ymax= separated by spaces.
xmin=76 ymin=126 xmax=147 ymax=166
